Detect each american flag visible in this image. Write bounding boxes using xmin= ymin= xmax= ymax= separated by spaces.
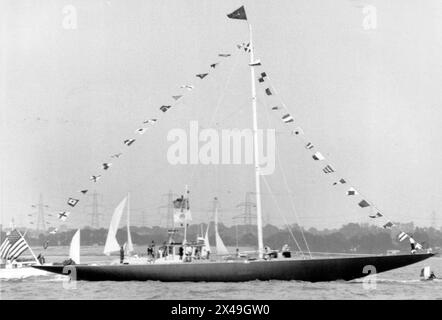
xmin=0 ymin=229 xmax=29 ymax=260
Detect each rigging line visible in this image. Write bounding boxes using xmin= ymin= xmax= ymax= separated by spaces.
xmin=261 ymin=175 xmax=306 ymax=259
xmin=261 ymin=100 xmax=313 ymax=258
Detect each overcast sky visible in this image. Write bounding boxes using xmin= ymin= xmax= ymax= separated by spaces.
xmin=1 ymin=0 xmax=442 ymax=231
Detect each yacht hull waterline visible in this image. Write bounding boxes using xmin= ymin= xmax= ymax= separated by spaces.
xmin=33 ymin=253 xmax=433 ymax=282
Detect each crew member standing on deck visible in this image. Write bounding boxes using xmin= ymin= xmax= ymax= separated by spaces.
xmin=120 ymin=246 xmax=125 ymax=264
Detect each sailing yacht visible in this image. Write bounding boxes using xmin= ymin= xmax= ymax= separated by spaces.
xmin=34 ymin=6 xmax=434 ymax=281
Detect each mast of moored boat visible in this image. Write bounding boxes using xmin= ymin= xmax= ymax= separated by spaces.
xmin=248 ymin=22 xmax=264 ymax=259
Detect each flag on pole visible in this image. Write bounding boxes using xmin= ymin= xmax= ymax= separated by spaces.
xmin=0 ymin=230 xmax=29 ymax=260
xmin=80 ymin=189 xmax=88 ymax=194
xmin=265 ymin=88 xmax=273 ymax=96
xmin=227 ymin=6 xmax=247 ymax=20
xmin=210 ymin=63 xmax=219 ymax=69
xmin=347 ymin=187 xmax=358 ymax=196
xmin=172 ymin=95 xmax=183 ymax=101
xmin=218 ymin=54 xmax=231 ymax=57
xmin=249 ymin=59 xmax=261 ymax=66
xmin=282 ymin=114 xmax=294 ymax=123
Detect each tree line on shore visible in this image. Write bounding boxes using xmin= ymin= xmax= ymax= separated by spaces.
xmin=2 ymin=222 xmax=441 ymax=254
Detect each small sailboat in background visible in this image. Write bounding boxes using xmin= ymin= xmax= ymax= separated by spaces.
xmin=104 ymin=194 xmax=138 ymax=264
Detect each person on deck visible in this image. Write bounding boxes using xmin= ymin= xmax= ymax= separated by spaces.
xmin=120 ymin=246 xmax=125 ymax=264
xmin=179 ymin=246 xmax=184 ymax=260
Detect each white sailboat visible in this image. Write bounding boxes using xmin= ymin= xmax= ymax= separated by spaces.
xmin=69 ymin=229 xmax=81 ymax=264
xmin=213 ymin=199 xmax=229 ymax=256
xmin=35 ymin=5 xmax=434 ymax=282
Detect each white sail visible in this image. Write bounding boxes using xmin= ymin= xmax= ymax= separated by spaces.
xmin=204 ymin=223 xmax=211 ymax=253
xmin=126 ymin=193 xmax=134 ymax=254
xmin=69 ymin=229 xmax=81 ymax=264
xmin=104 ymin=197 xmax=127 ymax=256
xmin=214 ymin=206 xmax=229 ymax=255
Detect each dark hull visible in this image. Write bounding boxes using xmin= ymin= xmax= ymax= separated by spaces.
xmin=34 ymin=253 xmax=433 ymax=282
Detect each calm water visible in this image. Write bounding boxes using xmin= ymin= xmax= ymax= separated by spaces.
xmin=1 ymin=246 xmax=441 ymax=300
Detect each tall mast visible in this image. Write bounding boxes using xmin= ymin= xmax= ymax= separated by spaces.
xmin=248 ymin=23 xmax=264 ymax=258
